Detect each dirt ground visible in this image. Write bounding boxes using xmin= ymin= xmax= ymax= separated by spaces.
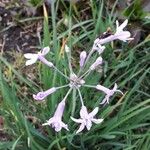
xmin=0 ymin=1 xmax=42 ymax=55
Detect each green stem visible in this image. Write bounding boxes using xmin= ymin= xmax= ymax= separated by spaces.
xmin=53 ymin=66 xmax=70 ymax=81
xmin=82 ymin=84 xmax=96 ymax=88
xmin=71 ymin=88 xmax=77 ymax=116
xmin=77 ymin=88 xmax=84 ymax=106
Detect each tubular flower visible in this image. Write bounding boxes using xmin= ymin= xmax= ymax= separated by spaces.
xmin=80 ymin=51 xmax=87 ymax=68
xmin=90 ymin=56 xmax=103 ymax=70
xmin=33 ymin=87 xmax=57 ymax=101
xmin=93 ymin=19 xmax=133 ymax=49
xmin=71 ymin=106 xmax=103 ymax=134
xmin=96 ymin=83 xmax=123 ymax=104
xmin=42 ymin=100 xmax=69 ymax=132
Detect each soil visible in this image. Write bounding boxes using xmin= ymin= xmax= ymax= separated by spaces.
xmin=0 ymin=4 xmax=41 ymax=54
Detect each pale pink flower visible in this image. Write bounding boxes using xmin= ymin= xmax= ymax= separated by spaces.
xmin=33 ymin=87 xmax=57 ymax=101
xmin=71 ymin=106 xmax=103 ymax=134
xmin=42 ymin=100 xmax=69 ymax=132
xmin=96 ymin=83 xmax=123 ymax=104
xmin=80 ymin=51 xmax=87 ymax=67
xmin=93 ymin=19 xmax=133 ymax=46
xmin=24 ymin=46 xmax=50 ymax=66
xmin=90 ymin=56 xmax=103 ymax=70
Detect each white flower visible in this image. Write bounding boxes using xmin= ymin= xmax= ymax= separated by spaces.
xmin=96 ymin=83 xmax=123 ymax=104
xmin=42 ymin=100 xmax=69 ymax=132
xmin=71 ymin=106 xmax=103 ymax=134
xmin=24 ymin=46 xmax=50 ymax=66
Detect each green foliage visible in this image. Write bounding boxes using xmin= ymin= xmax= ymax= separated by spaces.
xmin=28 ymin=0 xmax=44 ymax=7
xmin=123 ymin=0 xmax=146 ymax=20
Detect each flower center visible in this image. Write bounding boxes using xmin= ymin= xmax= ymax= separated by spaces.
xmin=69 ymin=73 xmax=85 ymax=88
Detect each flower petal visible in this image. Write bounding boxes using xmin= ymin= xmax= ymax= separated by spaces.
xmin=89 ymin=107 xmax=99 ymax=117
xmin=61 ymin=122 xmax=69 ymax=131
xmin=25 ymin=57 xmax=38 ymax=66
xmin=42 ymin=118 xmax=53 ymax=126
xmin=86 ymin=120 xmax=92 ymax=130
xmin=41 ymin=46 xmax=50 ymax=55
xmin=116 ymin=90 xmax=124 ymax=95
xmin=92 ymin=118 xmax=104 ymax=124
xmin=80 ymin=106 xmax=89 ymax=119
xmin=113 ymin=83 xmax=118 ymax=91
xmin=24 ymin=53 xmax=37 ymax=59
xmin=118 ymin=19 xmax=128 ymax=31
xmin=100 ymin=97 xmax=108 ymax=105
xmin=116 ymin=31 xmax=131 ymax=41
xmin=76 ymin=123 xmax=85 ymax=134
xmin=54 ymin=123 xmax=62 ymax=132
xmin=97 ymin=44 xmax=105 ymax=54
xmin=96 ymin=84 xmax=110 ymax=94
xmin=71 ymin=117 xmax=83 ymax=123
xmin=116 ymin=20 xmax=119 ymax=29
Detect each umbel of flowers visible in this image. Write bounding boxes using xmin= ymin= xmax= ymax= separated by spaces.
xmin=24 ymin=20 xmax=132 ymax=133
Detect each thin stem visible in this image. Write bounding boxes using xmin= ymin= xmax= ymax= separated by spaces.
xmin=77 ymin=88 xmax=84 ymax=106
xmin=71 ymin=88 xmax=77 ymax=116
xmin=56 ymin=84 xmax=69 ymax=90
xmin=79 ymin=69 xmax=91 ymax=79
xmin=68 ymin=4 xmax=73 ymax=74
xmin=84 ymin=49 xmax=95 ymax=66
xmin=63 ymin=88 xmax=72 ymax=102
xmin=95 ymin=35 xmax=117 ymax=46
xmin=39 ymin=56 xmax=70 ymax=81
xmin=82 ymin=70 xmax=91 ymax=79
xmin=66 ymin=51 xmax=73 ymax=74
xmin=53 ymin=66 xmax=70 ymax=81
xmin=77 ymin=67 xmax=82 ymax=76
xmin=82 ymin=84 xmax=96 ymax=89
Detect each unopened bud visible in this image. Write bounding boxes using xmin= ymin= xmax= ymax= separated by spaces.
xmin=90 ymin=56 xmax=103 ymax=70
xmin=80 ymin=51 xmax=87 ymax=67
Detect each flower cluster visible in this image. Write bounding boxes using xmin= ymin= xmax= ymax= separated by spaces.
xmin=24 ymin=20 xmax=132 ymax=133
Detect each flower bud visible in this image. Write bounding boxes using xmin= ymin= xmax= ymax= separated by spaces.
xmin=90 ymin=56 xmax=103 ymax=70
xmin=80 ymin=51 xmax=87 ymax=67
xmin=33 ymin=87 xmax=57 ymax=100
